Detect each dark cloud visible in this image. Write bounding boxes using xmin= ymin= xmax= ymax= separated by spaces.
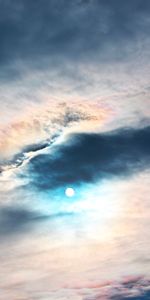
xmin=0 ymin=206 xmax=48 ymax=237
xmin=83 ymin=277 xmax=150 ymax=300
xmin=0 ymin=205 xmax=77 ymax=238
xmin=0 ymin=0 xmax=150 ymax=76
xmin=28 ymin=126 xmax=150 ymax=190
xmin=111 ymin=292 xmax=150 ymax=300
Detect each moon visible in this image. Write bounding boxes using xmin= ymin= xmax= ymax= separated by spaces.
xmin=65 ymin=187 xmax=75 ymax=197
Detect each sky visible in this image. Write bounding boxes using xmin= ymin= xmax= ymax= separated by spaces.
xmin=0 ymin=0 xmax=150 ymax=299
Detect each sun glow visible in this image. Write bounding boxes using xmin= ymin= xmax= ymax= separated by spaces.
xmin=65 ymin=187 xmax=75 ymax=197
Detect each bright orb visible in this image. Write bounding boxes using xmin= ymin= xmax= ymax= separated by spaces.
xmin=65 ymin=187 xmax=75 ymax=197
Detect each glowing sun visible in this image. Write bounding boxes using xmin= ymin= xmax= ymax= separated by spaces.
xmin=65 ymin=187 xmax=75 ymax=197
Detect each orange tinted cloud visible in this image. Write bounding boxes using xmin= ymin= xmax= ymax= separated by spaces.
xmin=0 ymin=99 xmax=111 ymax=160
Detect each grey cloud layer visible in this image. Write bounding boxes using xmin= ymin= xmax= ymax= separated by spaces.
xmin=84 ymin=277 xmax=150 ymax=299
xmin=0 ymin=206 xmax=49 ymax=237
xmin=0 ymin=0 xmax=150 ymax=75
xmin=27 ymin=126 xmax=150 ymax=190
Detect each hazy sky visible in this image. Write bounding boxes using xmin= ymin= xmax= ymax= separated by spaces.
xmin=0 ymin=1 xmax=150 ymax=299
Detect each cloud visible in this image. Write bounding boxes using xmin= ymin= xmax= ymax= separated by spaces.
xmin=83 ymin=277 xmax=150 ymax=299
xmin=0 ymin=2 xmax=150 ymax=299
xmin=0 ymin=99 xmax=107 ymax=161
xmin=0 ymin=206 xmax=49 ymax=237
xmin=0 ymin=0 xmax=149 ymax=152
xmin=27 ymin=126 xmax=150 ymax=190
xmin=0 ymin=203 xmax=79 ymax=238
xmin=0 ymin=0 xmax=150 ymax=76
